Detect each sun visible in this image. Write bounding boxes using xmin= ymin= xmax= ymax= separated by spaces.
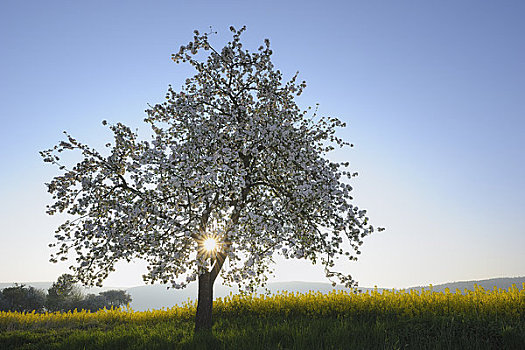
xmin=203 ymin=237 xmax=218 ymax=252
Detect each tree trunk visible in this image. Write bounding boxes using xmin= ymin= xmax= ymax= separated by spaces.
xmin=195 ymin=271 xmax=214 ymax=332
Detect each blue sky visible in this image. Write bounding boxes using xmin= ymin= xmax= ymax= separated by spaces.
xmin=1 ymin=0 xmax=524 ymax=288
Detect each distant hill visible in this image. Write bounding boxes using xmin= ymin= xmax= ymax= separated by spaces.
xmin=407 ymin=276 xmax=525 ymax=293
xmin=2 ymin=277 xmax=524 ymax=311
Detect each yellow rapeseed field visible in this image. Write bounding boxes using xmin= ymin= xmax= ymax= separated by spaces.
xmin=1 ymin=283 xmax=524 ymax=331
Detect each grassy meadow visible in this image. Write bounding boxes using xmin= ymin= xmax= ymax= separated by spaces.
xmin=1 ymin=284 xmax=524 ymax=349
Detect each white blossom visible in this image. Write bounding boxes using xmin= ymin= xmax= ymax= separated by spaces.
xmin=40 ymin=26 xmax=382 ymax=290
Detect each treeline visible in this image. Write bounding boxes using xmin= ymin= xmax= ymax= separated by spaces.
xmin=0 ymin=274 xmax=131 ymax=313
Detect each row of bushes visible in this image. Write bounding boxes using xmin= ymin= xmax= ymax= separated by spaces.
xmin=0 ymin=274 xmax=131 ymax=313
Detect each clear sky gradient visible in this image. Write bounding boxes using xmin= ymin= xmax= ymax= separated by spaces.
xmin=1 ymin=0 xmax=524 ymax=288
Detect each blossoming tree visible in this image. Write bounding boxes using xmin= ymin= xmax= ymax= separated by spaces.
xmin=41 ymin=26 xmax=381 ymax=331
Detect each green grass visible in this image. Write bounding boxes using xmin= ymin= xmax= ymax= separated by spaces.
xmin=1 ymin=313 xmax=523 ymax=349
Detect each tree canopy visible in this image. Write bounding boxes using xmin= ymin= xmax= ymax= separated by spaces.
xmin=41 ymin=26 xmax=380 ymax=297
xmin=0 ymin=285 xmax=45 ymax=313
xmin=45 ymin=273 xmax=84 ymax=312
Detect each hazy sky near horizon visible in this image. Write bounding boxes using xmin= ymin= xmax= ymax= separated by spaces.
xmin=1 ymin=0 xmax=524 ymax=289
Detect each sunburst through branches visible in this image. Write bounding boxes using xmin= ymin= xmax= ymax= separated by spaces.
xmin=203 ymin=237 xmax=218 ymax=253
xmin=197 ymin=232 xmax=223 ymax=262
